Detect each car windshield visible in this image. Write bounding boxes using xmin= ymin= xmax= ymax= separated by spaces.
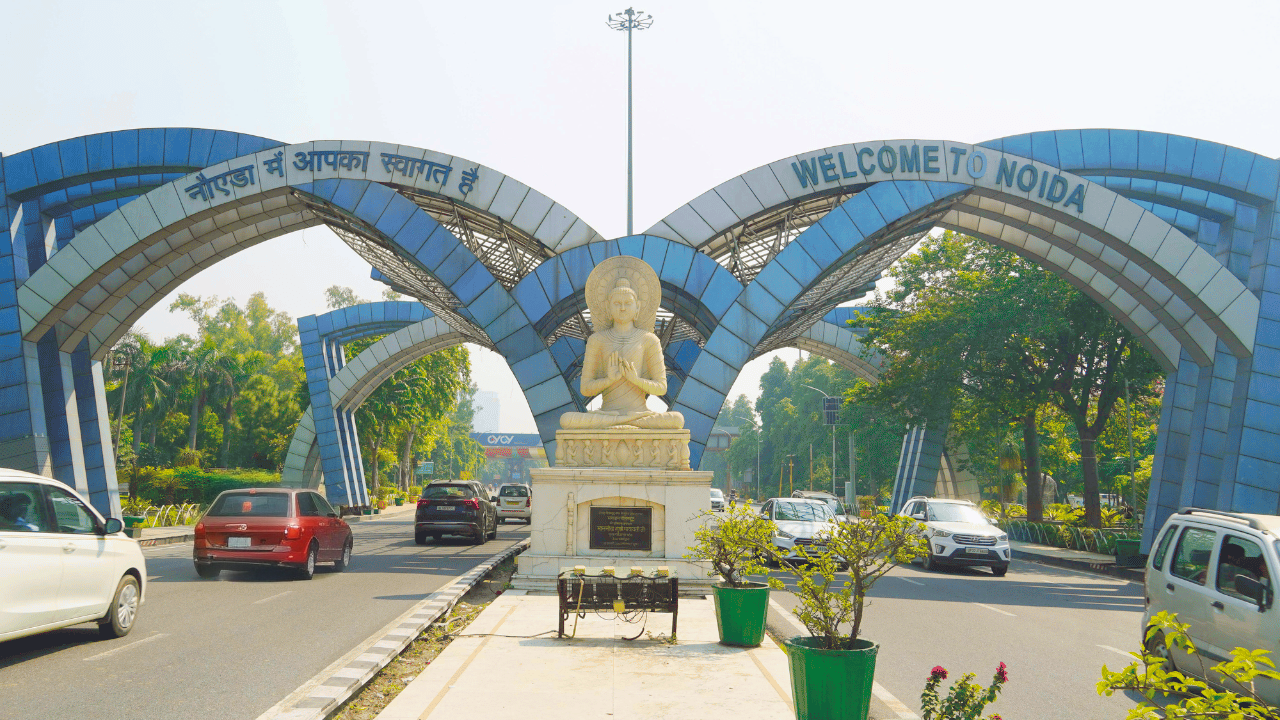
xmin=208 ymin=493 xmax=289 ymax=517
xmin=775 ymin=502 xmax=834 ymax=522
xmin=927 ymin=503 xmax=989 ymax=525
xmin=710 ymin=489 xmax=724 ymax=499
xmin=499 ymin=486 xmax=529 ymax=497
xmin=424 ymin=485 xmax=476 ymax=499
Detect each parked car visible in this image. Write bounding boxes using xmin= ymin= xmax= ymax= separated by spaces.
xmin=898 ymin=496 xmax=1010 ymax=576
xmin=1144 ymin=507 xmax=1279 ymax=705
xmin=710 ymin=488 xmax=726 ymax=512
xmin=792 ymin=490 xmax=849 ymax=521
xmin=415 ymin=481 xmax=498 ymax=544
xmin=496 ymin=483 xmax=532 ymax=524
xmin=0 ymin=470 xmax=146 ymax=642
xmin=759 ymin=497 xmax=839 ymax=563
xmin=193 ymin=488 xmax=353 ymax=580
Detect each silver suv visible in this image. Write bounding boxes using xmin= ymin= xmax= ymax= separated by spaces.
xmin=1145 ymin=508 xmax=1278 ymax=704
xmin=899 ymin=496 xmax=1010 ymax=576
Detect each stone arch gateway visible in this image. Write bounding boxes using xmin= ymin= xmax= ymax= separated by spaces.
xmin=2 ymin=128 xmax=1274 ymax=547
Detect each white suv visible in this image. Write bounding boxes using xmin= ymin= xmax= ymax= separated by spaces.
xmin=899 ymin=496 xmax=1010 ymax=576
xmin=0 ymin=470 xmax=146 ymax=642
xmin=1144 ymin=508 xmax=1278 ymax=705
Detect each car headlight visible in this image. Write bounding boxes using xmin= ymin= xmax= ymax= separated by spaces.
xmin=998 ymin=534 xmax=1008 ymax=542
xmin=931 ymin=529 xmax=952 ymax=538
xmin=775 ymin=530 xmax=795 ymax=540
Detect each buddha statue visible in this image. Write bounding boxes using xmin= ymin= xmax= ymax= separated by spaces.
xmin=559 ymin=256 xmax=684 ymax=431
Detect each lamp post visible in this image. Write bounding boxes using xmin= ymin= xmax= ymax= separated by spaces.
xmin=740 ymin=419 xmax=762 ymax=502
xmin=802 ymin=384 xmax=839 ymax=497
xmin=607 ymin=7 xmax=653 ymax=236
xmin=711 ymin=427 xmax=732 ymax=492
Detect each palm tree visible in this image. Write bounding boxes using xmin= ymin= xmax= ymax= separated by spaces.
xmin=182 ymin=339 xmax=222 ymax=452
xmin=209 ymin=350 xmax=269 ymax=467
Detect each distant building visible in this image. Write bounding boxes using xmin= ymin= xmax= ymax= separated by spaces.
xmin=473 ymin=390 xmax=501 ymax=433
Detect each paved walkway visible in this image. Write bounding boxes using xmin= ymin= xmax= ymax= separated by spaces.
xmin=1010 ymin=539 xmax=1144 ymax=582
xmin=375 ymin=592 xmax=798 ymax=720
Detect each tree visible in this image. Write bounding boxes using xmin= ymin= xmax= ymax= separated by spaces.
xmin=856 ymin=232 xmax=1163 ymax=526
xmin=325 ymin=285 xmax=366 ymax=310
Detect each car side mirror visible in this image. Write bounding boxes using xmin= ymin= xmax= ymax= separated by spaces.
xmin=103 ymin=518 xmax=123 ymax=535
xmin=327 ymin=512 xmax=339 ymax=519
xmin=911 ymin=512 xmax=926 ymax=521
xmin=1235 ymin=575 xmax=1272 ymax=611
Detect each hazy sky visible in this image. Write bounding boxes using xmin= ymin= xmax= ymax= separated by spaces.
xmin=6 ymin=0 xmax=1277 ymax=432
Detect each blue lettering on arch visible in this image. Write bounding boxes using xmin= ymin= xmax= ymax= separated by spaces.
xmin=791 ymin=158 xmax=821 ymax=188
xmin=922 ymin=145 xmax=941 ymax=173
xmin=996 ymin=158 xmax=1018 ymax=188
xmin=898 ymin=145 xmax=920 ymax=173
xmin=819 ymin=153 xmax=839 ymax=183
xmin=1063 ymin=184 xmax=1086 ymax=213
xmin=1046 ymin=175 xmax=1070 ymax=203
xmin=1016 ymin=165 xmax=1038 ymax=192
xmin=949 ymin=147 xmax=967 ymax=175
xmin=857 ymin=147 xmax=876 ymax=176
xmin=838 ymin=152 xmax=858 ymax=179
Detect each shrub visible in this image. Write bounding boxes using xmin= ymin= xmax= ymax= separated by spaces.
xmin=920 ymin=663 xmax=1009 ymax=720
xmin=1098 ymin=611 xmax=1280 ymax=719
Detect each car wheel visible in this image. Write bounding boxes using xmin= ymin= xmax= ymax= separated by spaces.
xmin=488 ymin=517 xmax=498 ymax=540
xmin=921 ymin=551 xmax=936 ymax=572
xmin=992 ymin=564 xmax=1008 ymax=577
xmin=334 ymin=538 xmax=353 ymax=571
xmin=1144 ymin=629 xmax=1175 ymax=672
xmin=195 ymin=563 xmax=221 ymax=579
xmin=414 ymin=531 xmax=427 ymax=545
xmin=99 ymin=574 xmax=140 ymax=639
xmin=298 ymin=543 xmax=318 ymax=580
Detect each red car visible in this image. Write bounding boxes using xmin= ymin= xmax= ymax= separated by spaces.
xmin=193 ymin=488 xmax=353 ymax=580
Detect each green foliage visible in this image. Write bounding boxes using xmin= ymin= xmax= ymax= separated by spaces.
xmin=855 ymin=231 xmax=1164 ymax=526
xmin=920 ymin=663 xmax=1009 ymax=720
xmin=684 ymin=505 xmax=776 ymax=588
xmin=1097 ymin=612 xmax=1280 ymax=719
xmin=769 ymin=514 xmax=927 ymax=649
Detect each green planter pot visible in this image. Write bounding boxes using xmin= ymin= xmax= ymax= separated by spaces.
xmin=394 ymin=497 xmax=405 ymax=506
xmin=784 ymin=636 xmax=879 ymax=720
xmin=711 ymin=582 xmax=770 ymax=647
xmin=123 ymin=516 xmax=143 ymax=529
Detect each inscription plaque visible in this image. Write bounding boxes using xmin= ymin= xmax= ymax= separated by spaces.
xmin=589 ymin=506 xmax=652 ymax=551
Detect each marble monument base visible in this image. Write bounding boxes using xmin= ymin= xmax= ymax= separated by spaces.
xmin=554 ymin=428 xmax=691 ymax=470
xmin=512 ymin=466 xmax=715 ymax=595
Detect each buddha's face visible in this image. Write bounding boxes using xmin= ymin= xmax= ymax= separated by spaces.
xmin=609 ymin=288 xmax=638 ymax=324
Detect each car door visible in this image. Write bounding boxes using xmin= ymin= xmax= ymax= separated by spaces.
xmin=0 ymin=482 xmax=63 ymax=636
xmin=1163 ymin=524 xmax=1221 ymax=667
xmin=1204 ymin=532 xmax=1279 ymax=703
xmin=46 ymin=486 xmax=119 ymax=621
xmin=312 ymin=492 xmax=346 ymax=555
xmin=296 ymin=492 xmax=331 ymax=559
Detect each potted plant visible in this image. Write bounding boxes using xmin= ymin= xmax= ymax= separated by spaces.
xmin=769 ymin=513 xmax=927 ymax=720
xmin=685 ymin=504 xmax=777 ymax=647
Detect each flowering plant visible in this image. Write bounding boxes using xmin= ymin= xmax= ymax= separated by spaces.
xmin=919 ymin=662 xmax=1008 ymax=720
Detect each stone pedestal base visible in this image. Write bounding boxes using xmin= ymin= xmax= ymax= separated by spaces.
xmin=554 ymin=429 xmax=691 ymax=470
xmin=512 ymin=466 xmax=715 ymax=596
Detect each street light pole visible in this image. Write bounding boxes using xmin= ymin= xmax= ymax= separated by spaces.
xmin=741 ymin=419 xmax=762 ymax=501
xmin=607 ymin=7 xmax=653 ymax=235
xmin=802 ymin=384 xmax=839 ymax=498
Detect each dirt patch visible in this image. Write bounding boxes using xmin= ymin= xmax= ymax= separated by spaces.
xmin=331 ymin=558 xmax=516 ymax=720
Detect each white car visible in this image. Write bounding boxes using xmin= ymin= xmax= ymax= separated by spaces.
xmin=760 ymin=497 xmax=839 ymax=562
xmin=0 ymin=470 xmax=146 ymax=642
xmin=495 ymin=483 xmax=532 ymax=524
xmin=899 ymin=496 xmax=1010 ymax=576
xmin=1144 ymin=508 xmax=1278 ymax=705
xmin=710 ymin=488 xmax=726 ymax=512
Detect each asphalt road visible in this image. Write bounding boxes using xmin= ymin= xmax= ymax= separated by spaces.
xmin=0 ymin=514 xmax=530 ymax=720
xmin=768 ymin=557 xmax=1148 ymax=720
